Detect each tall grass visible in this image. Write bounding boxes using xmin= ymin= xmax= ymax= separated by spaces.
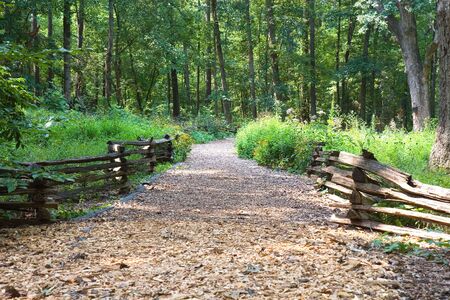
xmin=236 ymin=116 xmax=449 ymax=188
xmin=0 ymin=108 xmax=192 ymax=163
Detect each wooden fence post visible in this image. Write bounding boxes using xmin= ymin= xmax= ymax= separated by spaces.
xmin=28 ymin=173 xmax=51 ymax=221
xmin=107 ymin=142 xmax=129 ymax=194
xmin=144 ymin=138 xmax=156 ymax=173
xmin=164 ymin=134 xmax=173 ymax=161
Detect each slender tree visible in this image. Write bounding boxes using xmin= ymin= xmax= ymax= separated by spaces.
xmin=211 ymin=0 xmax=232 ymax=123
xmin=266 ymin=0 xmax=287 ymax=119
xmin=359 ymin=25 xmax=371 ymax=122
xmin=430 ymin=0 xmax=450 ymax=170
xmin=171 ymin=67 xmax=180 ymax=118
xmin=335 ymin=0 xmax=342 ymax=106
xmin=183 ymin=43 xmax=191 ymax=110
xmin=105 ymin=0 xmax=114 ymax=105
xmin=31 ymin=3 xmax=40 ymax=95
xmin=63 ymin=0 xmax=72 ymax=103
xmin=205 ymin=0 xmax=212 ymax=104
xmin=245 ymin=0 xmax=257 ymax=119
xmin=114 ymin=2 xmax=123 ymax=106
xmin=308 ymin=0 xmax=317 ymax=117
xmin=47 ymin=1 xmax=54 ymax=86
xmin=75 ymin=0 xmax=85 ymax=100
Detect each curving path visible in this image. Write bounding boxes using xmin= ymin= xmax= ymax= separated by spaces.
xmin=0 ymin=139 xmax=448 ymax=299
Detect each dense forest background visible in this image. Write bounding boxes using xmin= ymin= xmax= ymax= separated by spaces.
xmin=0 ymin=0 xmax=438 ymax=126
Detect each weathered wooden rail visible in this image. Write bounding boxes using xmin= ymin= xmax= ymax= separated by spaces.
xmin=0 ymin=135 xmax=175 ymax=221
xmin=308 ymin=146 xmax=450 ymax=240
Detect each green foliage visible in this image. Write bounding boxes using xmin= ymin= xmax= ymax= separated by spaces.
xmin=236 ymin=117 xmax=314 ymax=173
xmin=236 ymin=116 xmax=449 ymax=187
xmin=0 ymin=66 xmax=35 ymax=147
xmin=39 ymin=88 xmax=69 ymax=112
xmin=371 ymin=235 xmax=449 ymax=264
xmin=0 ymin=108 xmax=191 ymax=163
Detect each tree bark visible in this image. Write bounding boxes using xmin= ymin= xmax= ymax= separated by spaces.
xmin=430 ymin=0 xmax=450 ymax=170
xmin=359 ymin=25 xmax=371 ymax=122
xmin=183 ymin=43 xmax=191 ymax=110
xmin=308 ymin=0 xmax=317 ymax=117
xmin=266 ymin=0 xmax=287 ymax=119
xmin=211 ymin=0 xmax=232 ymax=123
xmin=75 ymin=0 xmax=85 ymax=101
xmin=205 ymin=0 xmax=212 ymax=104
xmin=335 ymin=0 xmax=341 ymax=107
xmin=430 ymin=50 xmax=437 ymax=118
xmin=31 ymin=4 xmax=40 ymax=95
xmin=105 ymin=0 xmax=114 ymax=105
xmin=167 ymin=72 xmax=171 ymax=115
xmin=129 ymin=49 xmax=143 ymax=113
xmin=47 ymin=2 xmax=54 ymax=86
xmin=377 ymin=0 xmax=431 ymax=131
xmin=63 ymin=0 xmax=72 ymax=104
xmin=114 ymin=2 xmax=122 ymax=106
xmin=171 ymin=68 xmax=180 ymax=119
xmin=245 ymin=0 xmax=257 ymax=119
xmin=341 ymin=14 xmax=356 ymax=114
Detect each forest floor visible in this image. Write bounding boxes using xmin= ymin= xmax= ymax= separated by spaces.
xmin=0 ymin=139 xmax=449 ymax=299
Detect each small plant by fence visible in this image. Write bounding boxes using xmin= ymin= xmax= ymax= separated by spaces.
xmin=0 ymin=135 xmax=175 ymax=221
xmin=308 ymin=145 xmax=450 ymax=240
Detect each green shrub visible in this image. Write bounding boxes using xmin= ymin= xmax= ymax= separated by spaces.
xmin=236 ymin=116 xmax=449 ymax=187
xmin=236 ymin=117 xmax=314 ymax=172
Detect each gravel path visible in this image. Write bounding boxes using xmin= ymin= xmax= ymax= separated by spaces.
xmin=0 ymin=139 xmax=449 ymax=299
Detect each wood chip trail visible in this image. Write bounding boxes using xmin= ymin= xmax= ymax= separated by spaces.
xmin=0 ymin=139 xmax=448 ymax=299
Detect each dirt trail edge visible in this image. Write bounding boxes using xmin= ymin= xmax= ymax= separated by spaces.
xmin=0 ymin=139 xmax=448 ymax=299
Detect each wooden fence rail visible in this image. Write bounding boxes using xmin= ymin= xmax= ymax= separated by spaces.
xmin=0 ymin=134 xmax=175 ymax=221
xmin=308 ymin=145 xmax=450 ymax=240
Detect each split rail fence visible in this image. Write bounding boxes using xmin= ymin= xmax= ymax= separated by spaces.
xmin=0 ymin=135 xmax=175 ymax=221
xmin=308 ymin=145 xmax=450 ymax=240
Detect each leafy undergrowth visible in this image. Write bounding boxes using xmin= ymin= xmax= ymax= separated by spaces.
xmin=0 ymin=108 xmax=198 ymax=221
xmin=371 ymin=234 xmax=449 ymax=265
xmin=0 ymin=108 xmax=192 ymax=162
xmin=181 ymin=113 xmax=235 ymax=144
xmin=236 ymin=116 xmax=449 ymax=188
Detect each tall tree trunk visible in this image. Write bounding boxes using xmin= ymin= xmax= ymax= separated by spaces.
xmin=47 ymin=2 xmax=54 ymax=86
xmin=379 ymin=0 xmax=432 ymax=130
xmin=266 ymin=0 xmax=287 ymax=119
xmin=359 ymin=25 xmax=371 ymax=122
xmin=171 ymin=68 xmax=180 ymax=118
xmin=430 ymin=51 xmax=437 ymax=118
xmin=31 ymin=4 xmax=40 ymax=95
xmin=205 ymin=0 xmax=212 ymax=104
xmin=335 ymin=0 xmax=341 ymax=107
xmin=114 ymin=3 xmax=122 ymax=106
xmin=105 ymin=0 xmax=114 ymax=105
xmin=341 ymin=15 xmax=356 ymax=114
xmin=245 ymin=0 xmax=257 ymax=119
xmin=183 ymin=43 xmax=191 ymax=111
xmin=196 ymin=64 xmax=201 ymax=115
xmin=129 ymin=49 xmax=143 ymax=113
xmin=75 ymin=0 xmax=85 ymax=100
xmin=211 ymin=0 xmax=232 ymax=123
xmin=167 ymin=72 xmax=171 ymax=115
xmin=308 ymin=0 xmax=317 ymax=117
xmin=301 ymin=7 xmax=309 ymax=121
xmin=430 ymin=0 xmax=450 ymax=170
xmin=63 ymin=0 xmax=72 ymax=104
xmin=371 ymin=27 xmax=380 ymax=125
